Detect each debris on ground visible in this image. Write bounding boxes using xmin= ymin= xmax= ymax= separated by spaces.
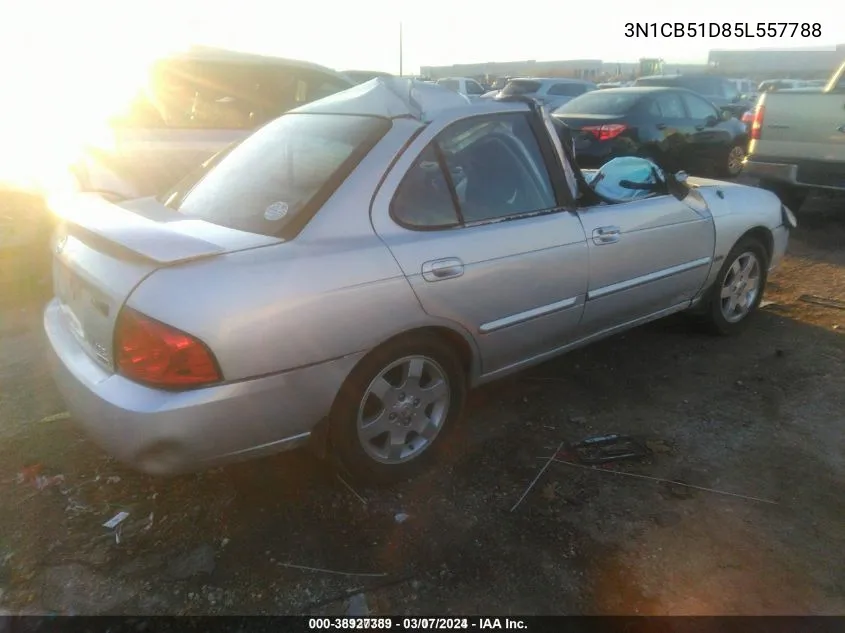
xmin=547 ymin=457 xmax=778 ymax=505
xmin=394 ymin=512 xmax=409 ymax=524
xmin=346 ymin=593 xmax=369 ymax=616
xmin=799 ymin=294 xmax=845 ymax=311
xmin=38 ymin=412 xmax=71 ymax=423
xmin=15 ymin=464 xmax=65 ymax=491
xmin=571 ymin=434 xmax=652 ymax=464
xmin=102 ymin=511 xmax=129 ymax=530
xmin=337 ymin=474 xmax=368 ymax=507
xmin=166 ymin=544 xmax=216 ymax=580
xmin=278 ymin=562 xmax=387 ymax=578
xmin=510 ymin=441 xmax=565 ymax=512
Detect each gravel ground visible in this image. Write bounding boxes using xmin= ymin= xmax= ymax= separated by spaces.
xmin=0 ymin=187 xmax=843 ymax=616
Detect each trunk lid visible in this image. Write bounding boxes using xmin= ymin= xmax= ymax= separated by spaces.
xmin=51 ymin=194 xmax=282 ymax=370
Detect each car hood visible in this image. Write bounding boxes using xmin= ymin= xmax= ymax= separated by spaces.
xmin=294 ymin=76 xmax=471 ymax=122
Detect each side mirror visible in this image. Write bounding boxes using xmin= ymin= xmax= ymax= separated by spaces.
xmin=619 ymin=179 xmax=661 ymax=192
xmin=720 ymin=109 xmax=733 ymax=121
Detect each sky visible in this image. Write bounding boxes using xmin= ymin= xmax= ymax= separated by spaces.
xmin=0 ymin=0 xmax=841 ymax=76
xmin=0 ymin=0 xmax=840 ymax=188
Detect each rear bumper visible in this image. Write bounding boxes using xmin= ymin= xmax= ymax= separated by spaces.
xmin=742 ymin=159 xmax=799 ymax=185
xmin=744 ymin=158 xmax=845 ymax=192
xmin=44 ymin=299 xmax=365 ymax=475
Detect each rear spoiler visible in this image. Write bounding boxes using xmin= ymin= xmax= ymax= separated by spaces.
xmin=50 ymin=193 xmax=282 ymax=265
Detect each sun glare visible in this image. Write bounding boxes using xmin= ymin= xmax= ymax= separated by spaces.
xmin=0 ymin=14 xmax=184 ymax=195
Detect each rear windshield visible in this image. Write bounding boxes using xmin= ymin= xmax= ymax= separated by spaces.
xmin=501 ymin=80 xmax=542 ymax=96
xmin=554 ymin=91 xmax=641 ymax=115
xmin=437 ymin=79 xmax=460 ymax=91
xmin=635 ymin=77 xmax=675 ymax=88
xmin=162 ymin=114 xmax=390 ymax=237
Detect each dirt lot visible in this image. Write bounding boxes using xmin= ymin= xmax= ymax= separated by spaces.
xmin=1 ymin=189 xmax=844 ymax=616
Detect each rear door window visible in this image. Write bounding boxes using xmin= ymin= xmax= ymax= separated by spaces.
xmin=548 ymin=83 xmax=588 ymax=96
xmin=654 ymin=93 xmax=687 ymax=118
xmin=165 ymin=114 xmax=390 ymax=236
xmin=681 ymin=93 xmax=719 ymax=120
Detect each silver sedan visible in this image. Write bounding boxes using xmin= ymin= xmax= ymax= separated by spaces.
xmin=44 ymin=78 xmax=794 ymax=484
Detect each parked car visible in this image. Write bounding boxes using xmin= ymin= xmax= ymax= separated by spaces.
xmin=757 ymin=79 xmax=811 ymax=93
xmin=79 ymin=47 xmax=355 ymax=201
xmin=44 ymin=78 xmax=793 ymax=484
xmin=729 ymin=78 xmax=758 ymax=102
xmin=633 ymin=74 xmax=753 ymax=119
xmin=496 ymin=78 xmax=597 ymax=109
xmin=743 ymin=61 xmax=845 ymax=212
xmin=553 ymin=87 xmax=749 ymax=177
xmin=0 ymin=47 xmax=355 ymax=291
xmin=342 ymin=70 xmax=394 ymax=84
xmin=435 ymin=77 xmax=487 ymax=100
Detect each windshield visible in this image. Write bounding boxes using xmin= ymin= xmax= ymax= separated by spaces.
xmin=554 ymin=91 xmax=640 ymax=115
xmin=162 ymin=114 xmax=390 ymax=237
xmin=501 ymin=80 xmax=542 ymax=96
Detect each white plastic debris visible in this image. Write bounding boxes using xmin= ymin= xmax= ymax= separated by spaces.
xmin=102 ymin=511 xmax=130 ymax=529
xmin=394 ymin=512 xmax=410 ymax=524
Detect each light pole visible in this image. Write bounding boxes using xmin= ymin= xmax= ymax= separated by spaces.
xmin=399 ymin=21 xmax=404 ymax=77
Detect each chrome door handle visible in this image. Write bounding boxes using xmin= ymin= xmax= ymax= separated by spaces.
xmin=421 ymin=258 xmax=464 ymax=282
xmin=592 ymin=226 xmax=621 ymax=245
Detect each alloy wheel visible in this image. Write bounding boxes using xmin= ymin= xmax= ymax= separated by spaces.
xmin=356 ymin=355 xmax=451 ymax=464
xmin=720 ymin=251 xmax=761 ymax=323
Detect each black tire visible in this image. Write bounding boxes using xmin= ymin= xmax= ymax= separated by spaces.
xmin=328 ymin=333 xmax=467 ymax=486
xmin=717 ymin=143 xmax=745 ymax=178
xmin=758 ymin=180 xmax=808 ymax=213
xmin=700 ymin=236 xmax=769 ymax=336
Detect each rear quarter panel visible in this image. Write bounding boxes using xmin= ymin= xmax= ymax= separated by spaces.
xmin=125 ymin=119 xmax=481 ymax=383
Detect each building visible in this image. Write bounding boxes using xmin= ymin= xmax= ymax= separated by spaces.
xmin=420 ymin=58 xmax=709 ymax=83
xmin=420 ymin=59 xmax=604 ymax=82
xmin=708 ymin=45 xmax=845 ymax=79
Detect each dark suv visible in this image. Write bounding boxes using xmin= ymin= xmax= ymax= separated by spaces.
xmin=633 ymin=75 xmax=753 ymax=119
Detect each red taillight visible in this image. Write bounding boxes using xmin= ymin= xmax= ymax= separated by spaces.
xmin=750 ymin=105 xmax=765 ymax=140
xmin=741 ymin=110 xmax=754 ymax=124
xmin=582 ymin=123 xmax=628 ymax=142
xmin=114 ymin=308 xmax=221 ymax=389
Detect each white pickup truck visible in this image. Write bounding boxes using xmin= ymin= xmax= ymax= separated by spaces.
xmin=743 ymin=61 xmax=845 ymax=211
